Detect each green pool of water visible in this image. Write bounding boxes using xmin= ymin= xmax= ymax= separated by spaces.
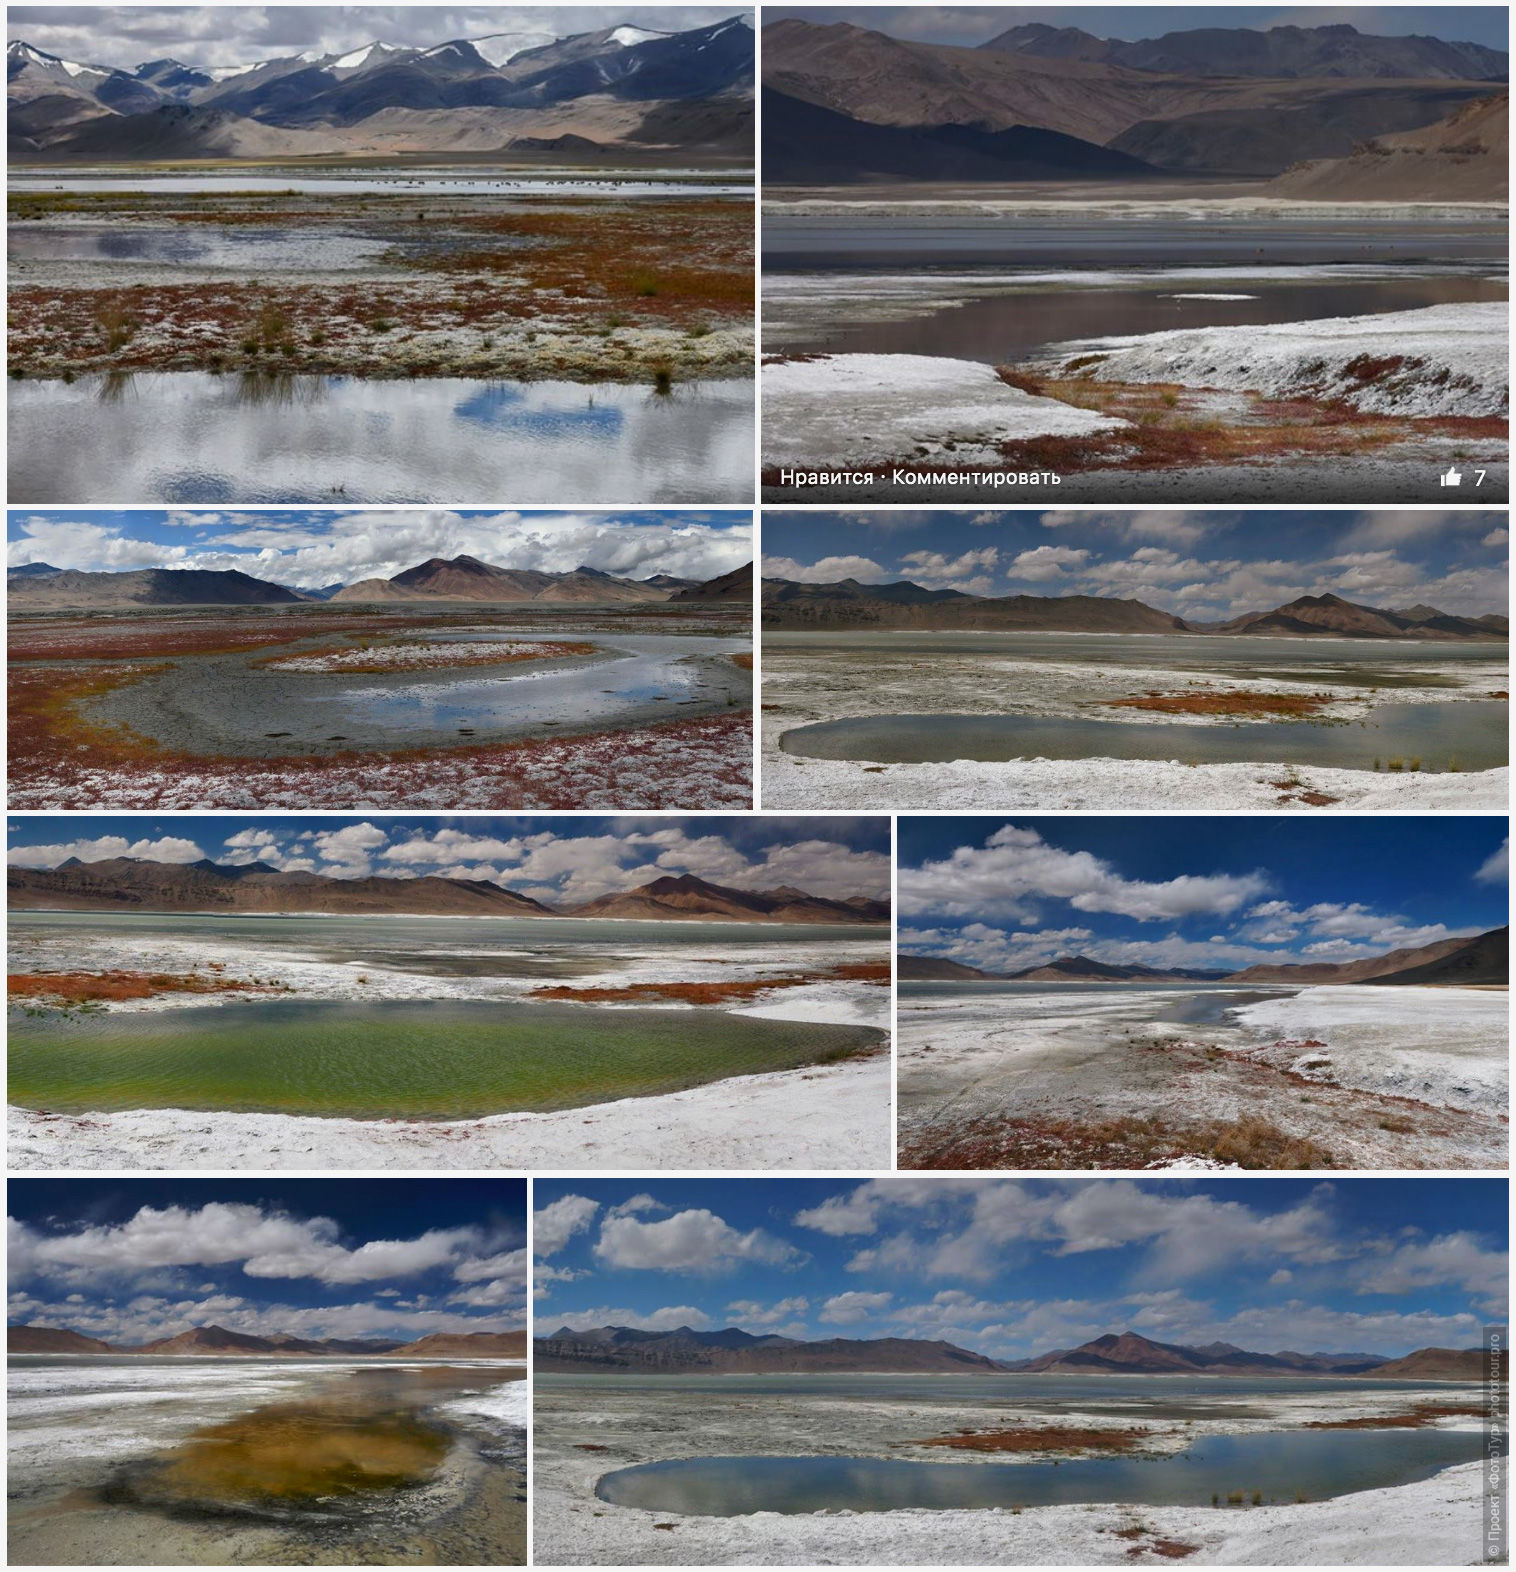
xmin=7 ymin=999 xmax=881 ymax=1119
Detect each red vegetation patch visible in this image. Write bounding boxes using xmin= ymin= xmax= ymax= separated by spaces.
xmin=1305 ymin=1402 xmax=1483 ymax=1430
xmin=531 ymin=963 xmax=889 ymax=1006
xmin=1111 ymin=690 xmax=1332 ymax=717
xmin=9 ymin=970 xmax=289 ymax=1005
xmin=8 ymin=701 xmax=753 ymax=811
xmin=899 ymin=1113 xmax=1336 ymax=1171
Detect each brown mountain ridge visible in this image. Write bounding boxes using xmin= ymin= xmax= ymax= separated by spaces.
xmin=535 ymin=1325 xmax=1495 ymax=1380
xmin=763 ymin=579 xmax=1506 ymax=640
xmin=9 ymin=1323 xmax=527 ymax=1357
xmin=902 ymin=928 xmax=1507 ymax=987
xmin=8 ymin=859 xmax=889 ymax=924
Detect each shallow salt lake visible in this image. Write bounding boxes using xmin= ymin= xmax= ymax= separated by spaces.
xmin=778 ymin=275 xmax=1506 ymax=363
xmin=8 ymin=910 xmax=880 ymax=962
xmin=595 ymin=1431 xmax=1484 ymax=1515
xmin=82 ymin=632 xmax=748 ymax=755
xmin=7 ymin=998 xmax=882 ymax=1119
xmin=779 ymin=701 xmax=1507 ymax=773
xmin=8 ymin=371 xmax=754 ymax=503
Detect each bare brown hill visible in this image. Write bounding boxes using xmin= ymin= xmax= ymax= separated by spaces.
xmin=7 ymin=857 xmax=553 ymax=916
xmin=1230 ymin=927 xmax=1506 ymax=986
xmin=330 ymin=556 xmax=674 ymax=605
xmin=1211 ymin=591 xmax=1504 ymax=640
xmin=762 ymin=579 xmax=1187 ymax=634
xmin=8 ymin=1324 xmax=114 ymax=1354
xmin=1371 ymin=1346 xmax=1505 ymax=1380
xmin=762 ymin=579 xmax=1505 ymax=639
xmin=535 ymin=1325 xmax=1001 ymax=1374
xmin=569 ymin=873 xmax=889 ymax=925
xmin=897 ymin=955 xmax=1000 ymax=980
xmin=1268 ymin=93 xmax=1507 ymax=201
xmin=390 ymin=1331 xmax=528 ymax=1358
xmin=7 ymin=566 xmax=307 ymax=609
xmin=1008 ymin=1331 xmax=1387 ymax=1376
xmin=760 ymin=19 xmax=1499 ymax=176
xmin=671 ymin=561 xmax=753 ymax=602
xmin=9 ymin=859 xmax=884 ymax=925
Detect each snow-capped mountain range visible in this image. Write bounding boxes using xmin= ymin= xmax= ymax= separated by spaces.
xmin=9 ymin=17 xmax=753 ymax=155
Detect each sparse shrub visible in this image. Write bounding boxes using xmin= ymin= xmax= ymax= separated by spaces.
xmin=94 ymin=298 xmax=139 ymax=353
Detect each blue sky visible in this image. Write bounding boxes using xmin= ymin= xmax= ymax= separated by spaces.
xmin=9 ymin=8 xmax=751 ymax=70
xmin=765 ymin=8 xmax=1507 ymax=50
xmin=898 ymin=816 xmax=1508 ymax=974
xmin=534 ymin=1178 xmax=1507 ymax=1359
xmin=6 ymin=508 xmax=751 ymax=591
xmin=10 ymin=1178 xmax=527 ymax=1345
xmin=7 ymin=814 xmax=891 ymax=905
xmin=762 ymin=510 xmax=1510 ymax=620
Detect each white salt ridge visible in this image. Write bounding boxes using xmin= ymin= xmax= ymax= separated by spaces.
xmin=1040 ymin=301 xmax=1509 ymax=417
xmin=1232 ymin=985 xmax=1508 ymax=1114
xmin=762 ymin=353 xmax=1125 ymax=468
xmin=440 ymin=1378 xmax=529 ymax=1432
xmin=763 ymin=753 xmax=1506 ymax=812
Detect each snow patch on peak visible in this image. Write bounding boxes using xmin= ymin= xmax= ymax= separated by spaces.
xmin=333 ymin=41 xmax=400 ymax=70
xmin=469 ymin=31 xmax=558 ymax=67
xmin=609 ymin=26 xmax=669 ymax=47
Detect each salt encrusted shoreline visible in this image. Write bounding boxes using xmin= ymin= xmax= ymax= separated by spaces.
xmin=7 ymin=1054 xmax=892 ymax=1171
xmin=762 ymin=752 xmax=1508 ymax=812
xmin=533 ymin=1380 xmax=1487 ymax=1566
xmin=1036 ymin=302 xmax=1509 ymax=418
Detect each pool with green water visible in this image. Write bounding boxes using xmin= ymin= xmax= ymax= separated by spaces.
xmin=7 ymin=999 xmax=882 ymax=1119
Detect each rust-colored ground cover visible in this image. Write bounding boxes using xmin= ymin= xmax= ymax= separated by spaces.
xmin=900 ymin=1113 xmax=1337 ymax=1171
xmin=531 ymin=963 xmax=889 ymax=1005
xmin=9 ymin=971 xmax=288 ymax=1005
xmin=1305 ymin=1403 xmax=1484 ymax=1430
xmin=1110 ymin=691 xmax=1332 ymax=717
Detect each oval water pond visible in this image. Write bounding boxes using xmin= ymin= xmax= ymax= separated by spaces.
xmin=7 ymin=1000 xmax=882 ymax=1119
xmin=8 ymin=371 xmax=754 ymax=504
xmin=596 ymin=1430 xmax=1484 ymax=1516
xmin=779 ymin=703 xmax=1506 ymax=773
